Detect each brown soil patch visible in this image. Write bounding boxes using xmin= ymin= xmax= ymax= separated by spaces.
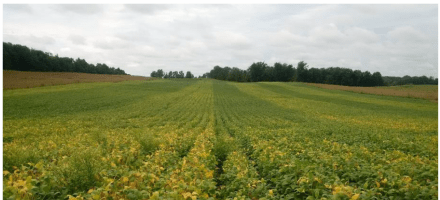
xmin=307 ymin=83 xmax=438 ymax=103
xmin=3 ymin=70 xmax=151 ymax=90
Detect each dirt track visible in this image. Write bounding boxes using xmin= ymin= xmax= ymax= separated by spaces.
xmin=3 ymin=70 xmax=150 ymax=90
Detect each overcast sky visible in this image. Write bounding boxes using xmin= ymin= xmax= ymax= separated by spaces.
xmin=3 ymin=4 xmax=438 ymax=77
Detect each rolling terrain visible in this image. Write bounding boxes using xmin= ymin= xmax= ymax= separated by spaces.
xmin=3 ymin=79 xmax=438 ymax=199
xmin=308 ymin=82 xmax=438 ymax=102
xmin=3 ymin=70 xmax=148 ymax=90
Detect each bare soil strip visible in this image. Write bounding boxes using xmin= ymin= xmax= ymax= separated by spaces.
xmin=307 ymin=82 xmax=438 ymax=102
xmin=3 ymin=70 xmax=150 ymax=90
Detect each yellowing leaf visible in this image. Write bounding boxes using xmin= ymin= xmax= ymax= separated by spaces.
xmin=402 ymin=176 xmax=412 ymax=183
xmin=205 ymin=170 xmax=214 ymax=178
xmin=351 ymin=193 xmax=360 ymax=200
xmin=182 ymin=192 xmax=192 ymax=199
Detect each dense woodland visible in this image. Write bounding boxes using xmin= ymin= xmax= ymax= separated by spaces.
xmin=3 ymin=42 xmax=127 ymax=75
xmin=201 ymin=61 xmax=438 ymax=86
xmin=383 ymin=76 xmax=438 ymax=86
xmin=203 ymin=61 xmax=386 ymax=87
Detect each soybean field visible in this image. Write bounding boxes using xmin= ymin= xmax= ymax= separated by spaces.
xmin=3 ymin=79 xmax=438 ymax=199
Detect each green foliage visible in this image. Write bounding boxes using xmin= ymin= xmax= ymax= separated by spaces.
xmin=213 ymin=135 xmax=235 ymax=164
xmin=205 ymin=61 xmax=387 ymax=86
xmin=185 ymin=71 xmax=194 ymax=78
xmin=3 ymin=42 xmax=127 ymax=75
xmin=136 ymin=132 xmax=159 ymax=155
xmin=3 ymin=79 xmax=437 ymax=199
xmin=383 ymin=75 xmax=438 ymax=86
xmin=58 ymin=149 xmax=102 ymax=194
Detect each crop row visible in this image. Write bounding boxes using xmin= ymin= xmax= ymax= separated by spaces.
xmin=211 ymin=81 xmax=437 ymax=199
xmin=3 ymin=79 xmax=437 ymax=199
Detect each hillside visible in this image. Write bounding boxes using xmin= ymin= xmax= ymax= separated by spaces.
xmin=3 ymin=70 xmax=149 ymax=90
xmin=4 ymin=79 xmax=437 ymax=199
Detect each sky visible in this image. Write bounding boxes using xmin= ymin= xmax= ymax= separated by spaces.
xmin=3 ymin=4 xmax=438 ymax=77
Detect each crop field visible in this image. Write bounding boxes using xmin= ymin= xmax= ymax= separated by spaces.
xmin=3 ymin=70 xmax=149 ymax=90
xmin=307 ymin=83 xmax=438 ymax=102
xmin=3 ymin=79 xmax=438 ymax=199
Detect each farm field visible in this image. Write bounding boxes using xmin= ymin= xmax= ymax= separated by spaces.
xmin=307 ymin=82 xmax=438 ymax=102
xmin=3 ymin=70 xmax=149 ymax=90
xmin=3 ymin=79 xmax=438 ymax=199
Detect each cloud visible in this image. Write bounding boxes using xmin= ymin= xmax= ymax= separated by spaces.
xmin=4 ymin=4 xmax=33 ymax=13
xmin=344 ymin=27 xmax=380 ymax=44
xmin=124 ymin=4 xmax=171 ymax=15
xmin=115 ymin=27 xmax=150 ymax=42
xmin=213 ymin=31 xmax=253 ymax=50
xmin=53 ymin=4 xmax=103 ymax=15
xmin=309 ymin=23 xmax=346 ymax=45
xmin=68 ymin=35 xmax=86 ymax=45
xmin=269 ymin=30 xmax=309 ymax=47
xmin=2 ymin=4 xmax=437 ymax=77
xmin=387 ymin=26 xmax=429 ymax=44
xmin=93 ymin=37 xmax=130 ymax=50
xmin=4 ymin=34 xmax=56 ymax=47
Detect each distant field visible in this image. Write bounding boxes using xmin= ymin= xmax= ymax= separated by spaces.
xmin=307 ymin=82 xmax=438 ymax=102
xmin=3 ymin=70 xmax=149 ymax=90
xmin=3 ymin=79 xmax=437 ymax=199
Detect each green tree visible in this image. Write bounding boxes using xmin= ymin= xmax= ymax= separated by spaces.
xmin=296 ymin=61 xmax=308 ymax=82
xmin=248 ymin=62 xmax=267 ymax=82
xmin=156 ymin=69 xmax=164 ymax=78
xmin=372 ymin=72 xmax=384 ymax=86
xmin=185 ymin=71 xmax=194 ymax=78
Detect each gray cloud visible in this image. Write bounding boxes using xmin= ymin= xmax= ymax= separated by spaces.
xmin=4 ymin=4 xmax=33 ymax=13
xmin=124 ymin=4 xmax=171 ymax=15
xmin=3 ymin=4 xmax=438 ymax=78
xmin=53 ymin=4 xmax=104 ymax=15
xmin=68 ymin=34 xmax=86 ymax=45
xmin=4 ymin=34 xmax=56 ymax=47
xmin=93 ymin=37 xmax=130 ymax=50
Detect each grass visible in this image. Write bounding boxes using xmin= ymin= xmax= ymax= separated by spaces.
xmin=3 ymin=79 xmax=437 ymax=199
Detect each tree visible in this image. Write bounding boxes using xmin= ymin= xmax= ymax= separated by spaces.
xmin=296 ymin=61 xmax=308 ymax=82
xmin=178 ymin=71 xmax=184 ymax=78
xmin=248 ymin=62 xmax=267 ymax=82
xmin=150 ymin=71 xmax=157 ymax=77
xmin=3 ymin=42 xmax=127 ymax=75
xmin=361 ymin=71 xmax=373 ymax=86
xmin=185 ymin=71 xmax=194 ymax=78
xmin=156 ymin=69 xmax=164 ymax=78
xmin=172 ymin=71 xmax=178 ymax=78
xmin=273 ymin=63 xmax=284 ymax=82
xmin=372 ymin=72 xmax=384 ymax=86
xmin=201 ymin=61 xmax=387 ymax=87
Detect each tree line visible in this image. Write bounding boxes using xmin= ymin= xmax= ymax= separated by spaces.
xmin=383 ymin=76 xmax=438 ymax=86
xmin=204 ymin=61 xmax=386 ymax=87
xmin=3 ymin=42 xmax=127 ymax=75
xmin=150 ymin=69 xmax=195 ymax=78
